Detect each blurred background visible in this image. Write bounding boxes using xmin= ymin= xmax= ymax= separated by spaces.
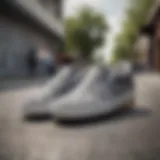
xmin=1 ymin=0 xmax=160 ymax=160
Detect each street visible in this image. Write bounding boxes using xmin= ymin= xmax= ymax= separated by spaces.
xmin=0 ymin=74 xmax=160 ymax=160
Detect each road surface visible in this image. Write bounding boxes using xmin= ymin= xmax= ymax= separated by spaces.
xmin=0 ymin=75 xmax=160 ymax=160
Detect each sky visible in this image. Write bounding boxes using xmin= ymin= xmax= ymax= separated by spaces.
xmin=64 ymin=0 xmax=127 ymax=61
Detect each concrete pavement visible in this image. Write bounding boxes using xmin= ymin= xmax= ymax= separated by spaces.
xmin=0 ymin=74 xmax=160 ymax=160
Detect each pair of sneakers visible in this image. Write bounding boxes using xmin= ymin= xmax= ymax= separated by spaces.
xmin=24 ymin=64 xmax=134 ymax=121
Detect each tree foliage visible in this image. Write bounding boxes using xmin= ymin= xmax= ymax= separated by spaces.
xmin=111 ymin=0 xmax=156 ymax=63
xmin=65 ymin=7 xmax=108 ymax=60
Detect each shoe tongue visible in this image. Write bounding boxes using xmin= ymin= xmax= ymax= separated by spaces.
xmin=72 ymin=65 xmax=107 ymax=95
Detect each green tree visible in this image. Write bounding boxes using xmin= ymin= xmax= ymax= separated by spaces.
xmin=65 ymin=7 xmax=108 ymax=61
xmin=111 ymin=0 xmax=156 ymax=63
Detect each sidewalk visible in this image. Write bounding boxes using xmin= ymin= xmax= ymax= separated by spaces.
xmin=0 ymin=72 xmax=160 ymax=160
xmin=135 ymin=72 xmax=160 ymax=108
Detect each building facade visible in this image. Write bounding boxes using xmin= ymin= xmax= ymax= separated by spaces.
xmin=0 ymin=0 xmax=64 ymax=78
xmin=140 ymin=0 xmax=160 ymax=71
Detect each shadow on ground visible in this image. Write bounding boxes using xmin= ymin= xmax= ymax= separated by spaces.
xmin=56 ymin=107 xmax=151 ymax=127
xmin=24 ymin=106 xmax=151 ymax=127
xmin=23 ymin=113 xmax=52 ymax=122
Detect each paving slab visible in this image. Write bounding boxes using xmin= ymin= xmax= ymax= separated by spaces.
xmin=0 ymin=73 xmax=160 ymax=160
